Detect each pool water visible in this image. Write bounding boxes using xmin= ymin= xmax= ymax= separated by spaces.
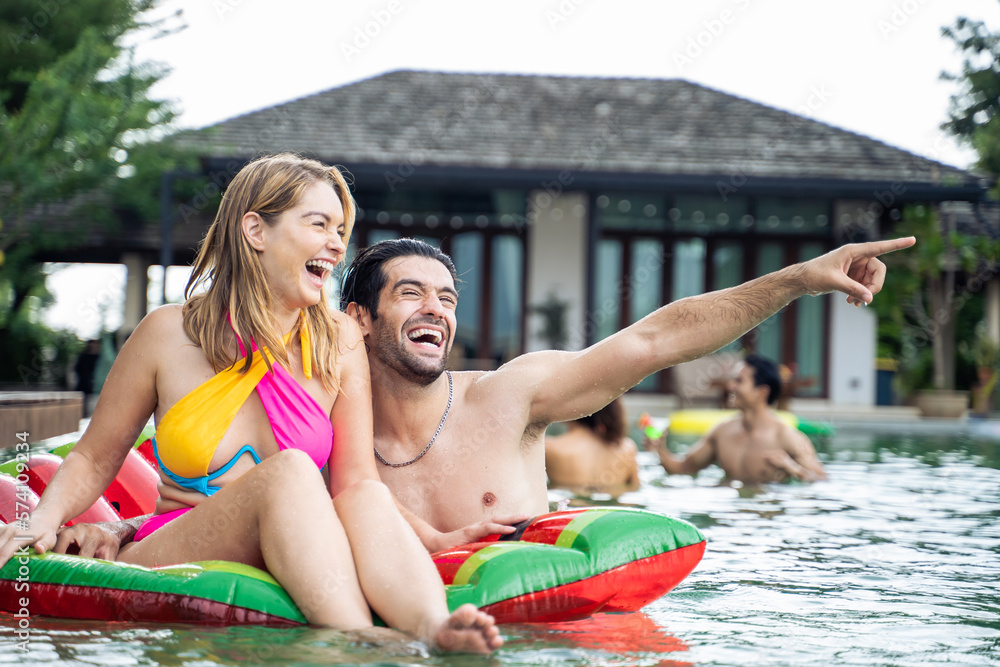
xmin=2 ymin=432 xmax=998 ymax=666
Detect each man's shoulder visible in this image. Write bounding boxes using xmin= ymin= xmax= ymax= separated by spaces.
xmin=776 ymin=419 xmax=814 ymax=448
xmin=450 ymin=369 xmax=491 ymax=395
xmin=457 ymin=360 xmax=537 ymax=398
xmin=451 ymin=369 xmax=522 ymax=415
xmin=712 ymin=415 xmax=743 ymax=435
xmin=765 ymin=409 xmax=799 ymax=433
xmin=449 ymin=368 xmax=547 ymax=448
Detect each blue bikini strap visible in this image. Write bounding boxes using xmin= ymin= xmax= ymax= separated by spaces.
xmin=152 ymin=437 xmax=262 ymax=497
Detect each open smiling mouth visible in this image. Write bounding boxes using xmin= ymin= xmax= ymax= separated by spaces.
xmin=407 ymin=328 xmax=443 ymax=349
xmin=305 ymin=259 xmax=335 ymax=282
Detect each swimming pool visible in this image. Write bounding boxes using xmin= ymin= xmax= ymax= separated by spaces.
xmin=2 ymin=431 xmax=998 ymax=666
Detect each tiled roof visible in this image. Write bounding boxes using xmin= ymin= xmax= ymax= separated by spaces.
xmin=177 ymin=70 xmax=976 ymax=187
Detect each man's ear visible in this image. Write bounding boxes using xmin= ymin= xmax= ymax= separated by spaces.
xmin=345 ymin=302 xmax=371 ymax=333
xmin=241 ymin=212 xmax=266 ymax=252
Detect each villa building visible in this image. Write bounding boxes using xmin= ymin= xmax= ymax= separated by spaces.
xmin=75 ymin=71 xmax=997 ymax=407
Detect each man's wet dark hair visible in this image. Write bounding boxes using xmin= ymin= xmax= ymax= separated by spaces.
xmin=339 ymin=238 xmax=459 ymax=319
xmin=744 ymin=354 xmax=782 ymax=406
xmin=575 ymin=397 xmax=627 ymax=445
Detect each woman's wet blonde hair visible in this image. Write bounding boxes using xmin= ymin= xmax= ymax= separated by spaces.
xmin=183 ymin=153 xmax=356 ymax=391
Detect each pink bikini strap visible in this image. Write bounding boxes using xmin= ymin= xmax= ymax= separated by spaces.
xmin=228 ymin=313 xmax=332 ymax=468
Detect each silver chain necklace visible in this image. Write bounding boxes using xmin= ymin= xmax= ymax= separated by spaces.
xmin=374 ymin=371 xmax=453 ymax=468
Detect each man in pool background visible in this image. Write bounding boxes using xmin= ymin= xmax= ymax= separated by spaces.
xmin=654 ymin=354 xmax=828 ymax=485
xmin=54 ymin=235 xmax=911 ymax=557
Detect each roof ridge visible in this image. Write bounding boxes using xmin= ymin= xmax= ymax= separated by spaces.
xmin=644 ymin=77 xmax=971 ymax=174
xmin=170 ymin=69 xmax=980 ymax=188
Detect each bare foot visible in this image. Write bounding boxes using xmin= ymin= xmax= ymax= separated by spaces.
xmin=428 ymin=604 xmax=503 ymax=654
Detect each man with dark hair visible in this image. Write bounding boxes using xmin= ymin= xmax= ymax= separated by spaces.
xmin=656 ymin=354 xmax=828 ymax=485
xmin=59 ymin=235 xmax=901 ymax=557
xmin=336 ymin=236 xmax=895 ymax=546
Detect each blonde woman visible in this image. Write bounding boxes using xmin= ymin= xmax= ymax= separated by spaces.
xmin=0 ymin=154 xmax=501 ymax=653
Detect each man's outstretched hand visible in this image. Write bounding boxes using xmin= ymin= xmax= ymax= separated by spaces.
xmin=798 ymin=237 xmax=916 ymax=306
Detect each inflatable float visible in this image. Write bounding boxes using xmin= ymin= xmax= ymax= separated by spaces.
xmin=641 ymin=409 xmax=835 ymax=439
xmin=0 ymin=435 xmax=705 ymax=626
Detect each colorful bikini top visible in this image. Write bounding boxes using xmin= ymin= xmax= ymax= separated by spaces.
xmin=153 ymin=313 xmax=334 ymax=496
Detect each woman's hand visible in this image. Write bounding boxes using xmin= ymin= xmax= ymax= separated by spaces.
xmin=0 ymin=512 xmax=61 ymax=568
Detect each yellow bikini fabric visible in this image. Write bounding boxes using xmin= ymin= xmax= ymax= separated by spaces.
xmin=154 ymin=318 xmax=311 ymax=479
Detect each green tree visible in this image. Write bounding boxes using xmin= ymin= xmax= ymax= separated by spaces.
xmin=874 ymin=13 xmax=1000 ymax=400
xmin=531 ymin=292 xmax=570 ymax=350
xmin=0 ymin=0 xmax=190 ymax=385
xmin=873 ymin=204 xmax=998 ymax=394
xmin=942 ymin=14 xmax=1000 ymax=179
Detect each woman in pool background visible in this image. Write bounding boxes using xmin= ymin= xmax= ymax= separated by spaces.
xmin=0 ymin=153 xmax=500 ymax=653
xmin=545 ymin=397 xmax=640 ymax=494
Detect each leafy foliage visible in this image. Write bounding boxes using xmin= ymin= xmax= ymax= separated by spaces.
xmin=531 ymin=292 xmax=570 ymax=350
xmin=942 ymin=15 xmax=1000 ymax=179
xmin=0 ymin=0 xmax=190 ymax=385
xmin=872 ymin=12 xmax=1000 ymax=398
xmin=873 ymin=205 xmax=998 ymax=394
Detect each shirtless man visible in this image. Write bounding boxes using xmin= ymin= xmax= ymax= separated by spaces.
xmin=656 ymin=354 xmax=828 ymax=485
xmin=338 ymin=236 xmax=906 ymax=549
xmin=544 ymin=398 xmax=640 ymax=495
xmin=56 ymin=235 xmax=911 ymax=557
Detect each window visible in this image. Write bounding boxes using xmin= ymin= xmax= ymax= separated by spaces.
xmin=672 ymin=238 xmax=706 ymax=301
xmin=631 ymin=240 xmax=665 ymax=390
xmin=712 ymin=241 xmax=743 ymax=354
xmin=592 ymin=191 xmax=832 ymax=396
xmin=591 ymin=235 xmax=667 ymax=390
xmin=491 ymin=235 xmax=524 ymax=363
xmin=794 ymin=243 xmax=827 ymax=397
xmin=452 ymin=233 xmax=483 ymax=365
xmin=593 ymin=239 xmax=624 ymax=343
xmin=753 ymin=243 xmax=786 ymax=362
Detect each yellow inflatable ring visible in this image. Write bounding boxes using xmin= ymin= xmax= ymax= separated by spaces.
xmin=667 ymin=409 xmax=799 ymax=437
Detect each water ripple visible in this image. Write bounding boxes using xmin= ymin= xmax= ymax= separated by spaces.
xmin=2 ymin=434 xmax=999 ymax=665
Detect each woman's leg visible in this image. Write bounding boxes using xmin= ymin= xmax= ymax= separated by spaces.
xmin=118 ymin=449 xmax=371 ymax=628
xmin=334 ymin=479 xmax=502 ymax=652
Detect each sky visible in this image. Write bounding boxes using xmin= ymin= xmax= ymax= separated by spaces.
xmin=43 ymin=0 xmax=1000 ymax=337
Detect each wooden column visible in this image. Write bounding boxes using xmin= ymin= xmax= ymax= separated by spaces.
xmin=987 ymin=277 xmax=1000 ymax=346
xmin=121 ymin=252 xmax=149 ymax=345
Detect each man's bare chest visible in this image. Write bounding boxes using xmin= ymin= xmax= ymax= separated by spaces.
xmin=716 ymin=430 xmax=783 ymax=473
xmin=377 ymin=428 xmax=531 ymax=523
